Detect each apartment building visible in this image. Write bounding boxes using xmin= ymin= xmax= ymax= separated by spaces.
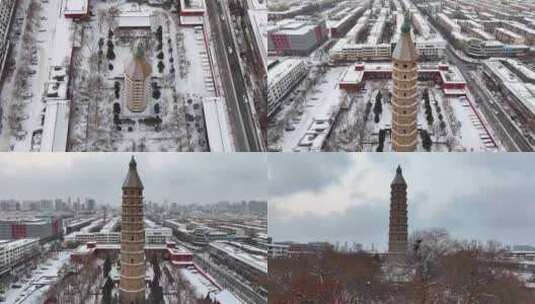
xmin=0 ymin=239 xmax=40 ymax=271
xmin=267 ymin=58 xmax=309 ymax=117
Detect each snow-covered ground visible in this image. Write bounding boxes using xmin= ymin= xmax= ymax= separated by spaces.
xmin=0 ymin=0 xmax=67 ymax=152
xmin=3 ymin=251 xmax=70 ymax=304
xmin=448 ymin=95 xmax=498 ymax=152
xmin=277 ymin=66 xmax=346 ymax=152
xmin=273 ymin=67 xmax=499 ymax=152
xmin=1 ymin=0 xmax=219 ymax=152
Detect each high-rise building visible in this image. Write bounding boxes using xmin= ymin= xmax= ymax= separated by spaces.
xmin=391 ymin=13 xmax=418 ymax=152
xmin=388 ymin=166 xmax=408 ymax=260
xmin=86 ymin=198 xmax=96 ymax=211
xmin=119 ymin=157 xmax=146 ymax=304
xmin=124 ymin=41 xmax=152 ymax=113
xmin=54 ymin=199 xmax=64 ymax=211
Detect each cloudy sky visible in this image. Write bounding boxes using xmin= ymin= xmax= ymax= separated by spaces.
xmin=268 ymin=153 xmax=535 ymax=249
xmin=0 ymin=153 xmax=268 ymax=205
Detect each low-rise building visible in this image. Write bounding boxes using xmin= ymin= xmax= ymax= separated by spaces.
xmin=71 ymin=240 xmax=193 ymax=266
xmin=0 ymin=0 xmax=17 ymax=78
xmin=178 ymin=0 xmax=205 ymax=25
xmin=208 ymin=240 xmax=267 ymax=284
xmin=339 ymin=62 xmax=466 ymax=96
xmin=267 ymin=58 xmax=308 ymax=117
xmin=268 ymin=17 xmax=328 ymax=56
xmin=0 ymin=219 xmax=62 ymax=242
xmin=268 ymin=243 xmax=289 ymax=257
xmin=0 ymin=239 xmax=40 ymax=273
xmin=495 ymin=27 xmax=525 ymax=45
xmin=63 ymin=0 xmax=89 ymax=19
xmin=65 ymin=227 xmax=172 ymax=245
xmin=483 ymin=59 xmax=535 ymax=130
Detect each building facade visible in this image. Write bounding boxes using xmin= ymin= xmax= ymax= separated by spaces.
xmin=0 ymin=0 xmax=16 ymax=78
xmin=267 ymin=59 xmax=308 ymax=117
xmin=388 ymin=166 xmax=408 ymax=260
xmin=0 ymin=219 xmax=62 ymax=241
xmin=391 ymin=14 xmax=418 ymax=152
xmin=0 ymin=239 xmax=40 ymax=272
xmin=119 ymin=157 xmax=146 ymax=304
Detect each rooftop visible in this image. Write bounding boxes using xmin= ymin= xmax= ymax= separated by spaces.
xmin=63 ymin=0 xmax=88 ymax=14
xmin=210 ymin=240 xmax=267 ymax=274
xmin=268 ymin=58 xmax=305 ymax=87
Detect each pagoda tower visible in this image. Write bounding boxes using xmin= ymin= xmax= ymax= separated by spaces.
xmin=119 ymin=156 xmax=145 ymax=304
xmin=388 ymin=165 xmax=409 ymax=260
xmin=391 ymin=12 xmax=418 ymax=152
xmin=124 ymin=41 xmax=152 ymax=113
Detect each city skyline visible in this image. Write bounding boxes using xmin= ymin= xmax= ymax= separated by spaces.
xmin=268 ymin=153 xmax=535 ymax=249
xmin=0 ymin=153 xmax=268 ymax=205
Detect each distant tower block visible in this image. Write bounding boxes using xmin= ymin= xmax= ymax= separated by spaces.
xmin=124 ymin=41 xmax=152 ymax=113
xmin=388 ymin=166 xmax=409 ymax=259
xmin=391 ymin=12 xmax=418 ymax=152
xmin=119 ymin=157 xmax=146 ymax=304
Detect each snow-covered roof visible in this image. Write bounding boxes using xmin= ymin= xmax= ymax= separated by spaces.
xmin=117 ymin=15 xmax=151 ymax=28
xmin=179 ymin=267 xmax=220 ymax=299
xmin=440 ymin=65 xmax=465 ymax=84
xmin=209 ymin=240 xmax=267 ymax=274
xmin=51 ymin=15 xmax=74 ymax=67
xmin=179 ymin=15 xmax=204 ymax=25
xmin=180 ymin=0 xmax=205 ymax=11
xmin=268 ymin=58 xmax=304 ymax=87
xmin=203 ymin=97 xmax=234 ymax=152
xmin=485 ymin=60 xmax=535 ymax=114
xmin=0 ymin=238 xmax=39 ymax=250
xmin=40 ymin=100 xmax=71 ymax=152
xmin=116 ymin=4 xmax=152 ymax=28
xmin=212 ymin=289 xmax=242 ymax=304
xmin=145 ymin=227 xmax=172 ymax=236
xmin=248 ymin=8 xmax=268 ymax=69
xmin=63 ymin=0 xmax=88 ymax=15
xmin=100 ymin=217 xmax=119 ymax=233
xmin=340 ymin=66 xmax=364 ymax=85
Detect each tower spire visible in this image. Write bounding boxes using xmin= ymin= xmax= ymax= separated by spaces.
xmin=391 ymin=165 xmax=406 ymax=185
xmin=123 ymin=156 xmax=143 ymax=189
xmin=401 ymin=11 xmax=411 ymax=34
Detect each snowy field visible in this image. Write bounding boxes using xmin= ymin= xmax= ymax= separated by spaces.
xmin=3 ymin=251 xmax=70 ymax=304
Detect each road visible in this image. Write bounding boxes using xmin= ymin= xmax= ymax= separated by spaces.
xmin=206 ymin=0 xmax=264 ymax=151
